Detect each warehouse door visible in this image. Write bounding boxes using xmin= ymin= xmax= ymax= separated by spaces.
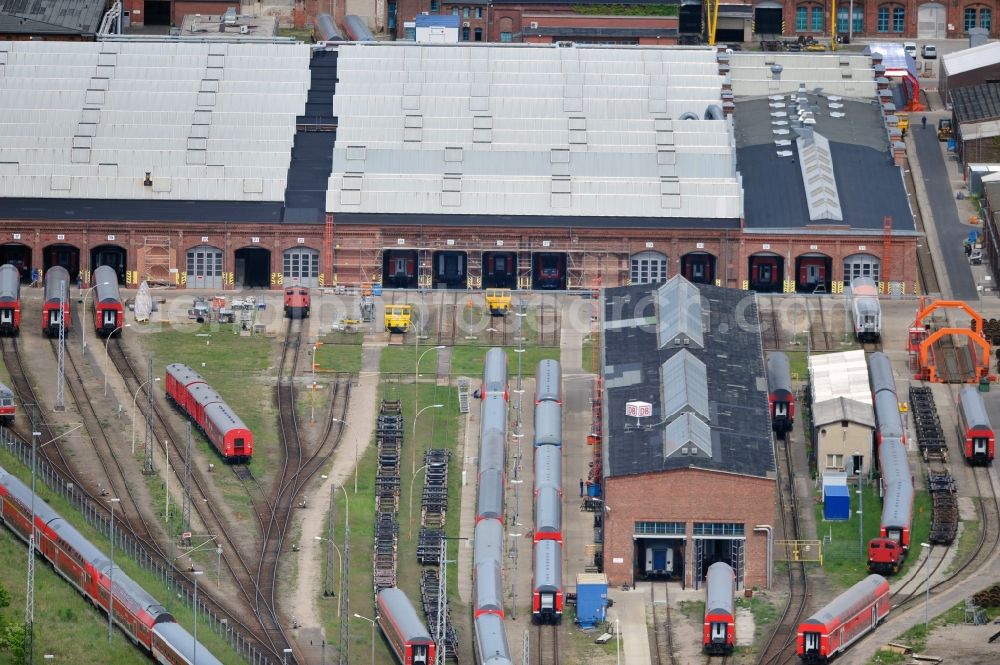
xmin=918 ymin=3 xmax=946 ymax=38
xmin=630 ymin=251 xmax=669 ymax=285
xmin=283 ymin=247 xmax=319 ymax=288
xmin=843 ymin=253 xmax=880 ymax=284
xmin=91 ymin=245 xmax=127 ymax=285
xmin=235 ymin=248 xmax=271 ymax=288
xmin=693 ymin=522 xmax=745 ymax=590
xmin=633 ymin=521 xmax=686 ymax=584
xmin=187 ymin=246 xmax=223 ymax=290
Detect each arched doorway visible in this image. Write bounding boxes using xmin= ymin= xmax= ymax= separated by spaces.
xmin=681 ymin=252 xmax=717 ymax=284
xmin=234 ymin=247 xmax=271 ymax=288
xmin=43 ymin=244 xmax=80 ymax=283
xmin=187 ymin=245 xmax=224 ymax=290
xmin=630 ymin=251 xmax=669 ymax=285
xmin=794 ymin=253 xmax=832 ymax=293
xmin=283 ymin=247 xmax=320 ymax=288
xmin=748 ymin=253 xmax=784 ymax=292
xmin=0 ymin=243 xmax=32 ymax=283
xmin=843 ymin=253 xmax=881 ymax=284
xmin=918 ymin=2 xmax=946 ymax=38
xmin=90 ymin=245 xmax=126 ymax=284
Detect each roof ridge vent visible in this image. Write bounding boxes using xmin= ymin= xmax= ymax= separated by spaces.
xmin=656 ymin=275 xmax=704 ymax=350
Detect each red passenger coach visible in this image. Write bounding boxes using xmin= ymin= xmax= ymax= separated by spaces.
xmin=41 ymin=266 xmax=71 ymax=337
xmin=0 ymin=381 xmax=14 ymax=424
xmin=376 ymin=588 xmax=436 ymax=665
xmin=0 ymin=264 xmax=21 ymax=336
xmin=165 ymin=363 xmax=254 ymax=461
xmin=703 ymin=562 xmax=735 ymax=655
xmin=93 ymin=266 xmax=124 ymax=337
xmin=798 ymin=575 xmax=890 ymax=663
xmin=957 ymin=385 xmax=995 ymax=465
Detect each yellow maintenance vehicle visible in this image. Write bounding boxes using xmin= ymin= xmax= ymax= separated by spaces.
xmin=897 ymin=112 xmax=910 ymax=136
xmin=384 ymin=304 xmax=412 ymax=333
xmin=485 ymin=288 xmax=512 ymax=316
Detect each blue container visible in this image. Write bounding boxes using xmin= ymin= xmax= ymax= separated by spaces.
xmin=372 ymin=283 xmax=383 ymax=296
xmin=823 ymin=484 xmax=850 ymax=521
xmin=587 ymin=483 xmax=601 ymax=498
xmin=575 ymin=574 xmax=608 ymax=628
xmin=948 ymin=139 xmax=957 ymax=151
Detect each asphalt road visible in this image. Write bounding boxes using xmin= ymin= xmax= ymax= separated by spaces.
xmin=913 ymin=122 xmax=980 ymax=301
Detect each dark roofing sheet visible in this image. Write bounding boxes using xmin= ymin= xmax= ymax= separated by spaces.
xmin=0 ymin=0 xmax=104 ymax=35
xmin=603 ymin=282 xmax=775 ymax=479
xmin=0 ymin=198 xmax=285 ymax=223
xmin=333 ymin=212 xmax=741 ymax=229
xmin=735 ymin=97 xmax=915 ymax=232
xmin=952 ymin=82 xmax=1000 ymax=124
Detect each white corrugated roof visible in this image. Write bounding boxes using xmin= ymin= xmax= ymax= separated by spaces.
xmin=728 ymin=53 xmax=877 ymax=99
xmin=809 ymin=350 xmax=871 ymax=405
xmin=328 ymin=43 xmax=742 ymax=218
xmin=943 ymin=41 xmax=1000 ymax=77
xmin=0 ymin=41 xmax=310 ymax=202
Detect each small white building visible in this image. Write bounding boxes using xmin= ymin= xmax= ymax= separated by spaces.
xmin=809 ymin=350 xmax=875 ymax=476
xmin=414 ymin=14 xmax=459 ymax=43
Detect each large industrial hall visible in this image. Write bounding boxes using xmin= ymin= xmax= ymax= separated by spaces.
xmin=0 ymin=40 xmax=917 ymax=294
xmin=599 ymin=275 xmax=776 ymax=590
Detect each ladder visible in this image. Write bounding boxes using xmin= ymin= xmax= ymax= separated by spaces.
xmin=457 ymin=379 xmax=470 ymax=414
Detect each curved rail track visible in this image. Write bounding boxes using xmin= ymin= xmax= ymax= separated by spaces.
xmin=106 ymin=337 xmax=294 ymax=661
xmin=2 ymin=336 xmax=273 ymax=661
xmin=755 ymin=414 xmax=808 ymax=665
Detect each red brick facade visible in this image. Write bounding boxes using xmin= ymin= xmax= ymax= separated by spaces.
xmin=125 ymin=1 xmax=239 ymax=27
xmin=603 ymin=468 xmax=776 ymax=589
xmin=0 ymin=220 xmax=919 ymax=291
xmin=782 ymin=0 xmax=1000 ymax=39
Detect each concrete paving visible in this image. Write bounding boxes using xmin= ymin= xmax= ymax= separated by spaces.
xmin=912 ymin=118 xmax=980 ymax=301
xmin=607 ymin=587 xmax=653 ymax=665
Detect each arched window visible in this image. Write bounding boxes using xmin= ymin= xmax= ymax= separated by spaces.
xmin=474 ymin=27 xmax=483 ymax=41
xmin=837 ymin=6 xmax=864 ymax=33
xmin=796 ymin=6 xmax=808 ymax=31
xmin=462 ymin=26 xmax=470 ymax=40
xmin=877 ymin=5 xmax=905 ymax=32
xmin=796 ymin=4 xmax=824 ymax=32
xmin=982 ymin=7 xmax=993 ymax=30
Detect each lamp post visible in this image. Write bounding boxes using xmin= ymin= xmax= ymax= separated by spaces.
xmin=408 ymin=464 xmax=428 ymax=539
xmin=107 ymin=497 xmax=121 ymax=643
xmin=411 ymin=403 xmax=443 ymax=476
xmin=352 ymin=613 xmax=376 ymax=665
xmin=414 ymin=344 xmax=444 ymax=445
xmin=26 ymin=423 xmax=83 ymax=665
xmin=192 ymin=570 xmax=203 ymax=665
xmin=754 ymin=525 xmax=774 ymax=589
xmin=80 ymin=281 xmax=111 ymax=351
xmin=331 ymin=417 xmax=361 ymax=494
xmin=855 ymin=451 xmax=864 ymax=556
xmin=131 ymin=376 xmax=160 ymax=455
xmin=313 ymin=536 xmax=345 ymax=613
xmin=103 ymin=323 xmax=130 ymax=395
xmin=921 ymin=542 xmax=932 ymax=628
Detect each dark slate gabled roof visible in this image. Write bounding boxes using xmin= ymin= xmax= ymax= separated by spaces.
xmin=952 ymin=82 xmax=1000 ymax=124
xmin=602 ymin=280 xmax=775 ymax=480
xmin=735 ymin=95 xmax=915 ymax=232
xmin=0 ymin=0 xmax=105 ymax=36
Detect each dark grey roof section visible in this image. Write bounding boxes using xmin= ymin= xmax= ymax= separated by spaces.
xmin=603 ymin=282 xmax=775 ymax=479
xmin=735 ymin=96 xmax=915 ymax=232
xmin=0 ymin=0 xmax=104 ymax=36
xmin=283 ymin=132 xmax=337 ymax=223
xmin=525 ymin=27 xmax=679 ymax=38
xmin=0 ymin=198 xmax=284 ymax=223
xmin=952 ymin=82 xmax=1000 ymax=124
xmin=333 ymin=213 xmax=741 ymax=229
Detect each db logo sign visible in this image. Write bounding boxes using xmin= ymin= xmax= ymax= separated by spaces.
xmin=625 ymin=401 xmax=652 ymax=418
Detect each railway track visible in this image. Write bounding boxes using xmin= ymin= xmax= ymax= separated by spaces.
xmin=435 ymin=290 xmax=457 ymax=347
xmin=247 ymin=319 xmax=354 ymax=663
xmin=757 ymin=296 xmax=782 ymax=351
xmin=755 ymin=415 xmax=808 ymax=665
xmin=106 ymin=338 xmax=291 ymax=661
xmin=651 ymin=580 xmax=677 ymax=665
xmin=535 ymin=624 xmax=560 ymax=665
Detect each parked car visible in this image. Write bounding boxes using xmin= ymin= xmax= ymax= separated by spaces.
xmin=904 ymin=42 xmax=917 ymax=59
xmin=922 ymin=44 xmax=937 ymax=59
